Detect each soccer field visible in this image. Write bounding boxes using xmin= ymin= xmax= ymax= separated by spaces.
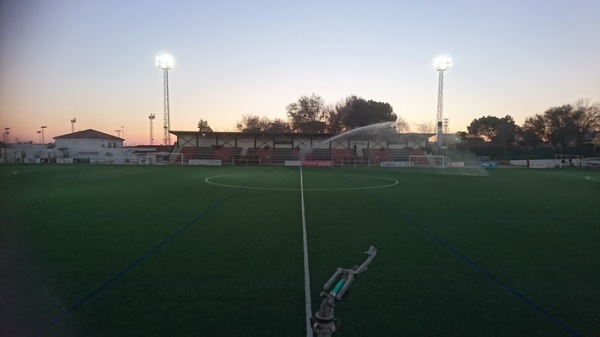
xmin=1 ymin=165 xmax=599 ymax=336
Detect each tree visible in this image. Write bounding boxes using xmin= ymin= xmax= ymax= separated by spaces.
xmin=467 ymin=116 xmax=499 ymax=141
xmin=493 ymin=115 xmax=518 ymax=148
xmin=416 ymin=120 xmax=435 ymax=133
xmin=197 ymin=119 xmax=213 ymax=132
xmin=265 ymin=118 xmax=292 ymax=133
xmin=325 ymin=104 xmax=345 ymax=133
xmin=467 ymin=115 xmax=517 ymax=158
xmin=395 ymin=117 xmax=410 ymax=133
xmin=572 ymin=98 xmax=600 ymax=145
xmin=521 ymin=114 xmax=547 ymax=145
xmin=467 ymin=115 xmax=516 ymax=143
xmin=286 ymin=94 xmax=327 ymax=133
xmin=236 ymin=114 xmax=270 ymax=133
xmin=544 ymin=105 xmax=577 ymax=148
xmin=335 ymin=95 xmax=397 ymax=129
xmin=520 ymin=99 xmax=600 ymax=149
xmin=236 ymin=115 xmax=292 ymax=133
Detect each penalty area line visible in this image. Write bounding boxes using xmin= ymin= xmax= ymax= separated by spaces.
xmin=300 ymin=167 xmax=312 ymax=337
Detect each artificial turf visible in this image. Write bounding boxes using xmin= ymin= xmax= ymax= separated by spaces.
xmin=1 ymin=164 xmax=598 ymax=336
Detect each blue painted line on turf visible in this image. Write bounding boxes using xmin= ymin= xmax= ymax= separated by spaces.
xmin=359 ymin=187 xmax=582 ymax=337
xmin=31 ymin=191 xmax=237 ymax=337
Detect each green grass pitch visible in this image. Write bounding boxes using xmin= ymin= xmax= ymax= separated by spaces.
xmin=1 ymin=164 xmax=598 ymax=336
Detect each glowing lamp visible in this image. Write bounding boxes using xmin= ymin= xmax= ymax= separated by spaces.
xmin=156 ymin=54 xmax=174 ymax=69
xmin=433 ymin=56 xmax=452 ymax=71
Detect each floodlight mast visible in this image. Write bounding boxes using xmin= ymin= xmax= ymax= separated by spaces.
xmin=156 ymin=54 xmax=174 ymax=145
xmin=311 ymin=246 xmax=377 ymax=337
xmin=434 ymin=56 xmax=451 ymax=147
xmin=149 ymin=114 xmax=156 ymax=145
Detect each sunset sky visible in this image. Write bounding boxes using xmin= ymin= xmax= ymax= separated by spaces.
xmin=1 ymin=0 xmax=599 ymax=145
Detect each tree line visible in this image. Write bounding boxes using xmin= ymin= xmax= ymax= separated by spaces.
xmin=461 ymin=98 xmax=599 ymax=157
xmin=198 ymin=94 xmax=599 ymax=155
xmin=233 ymin=93 xmax=403 ymax=134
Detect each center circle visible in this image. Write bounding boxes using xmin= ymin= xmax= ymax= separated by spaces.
xmin=205 ymin=173 xmax=398 ymax=191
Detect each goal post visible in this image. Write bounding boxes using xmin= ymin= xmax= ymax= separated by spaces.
xmin=408 ymin=155 xmax=445 ymax=167
xmin=554 ymin=154 xmax=583 ymax=168
xmin=143 ymin=152 xmax=184 ymax=165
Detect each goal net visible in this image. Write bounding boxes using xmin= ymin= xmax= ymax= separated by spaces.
xmin=409 ymin=155 xmax=445 ymax=167
xmin=141 ymin=152 xmax=184 ymax=165
xmin=554 ymin=154 xmax=582 ymax=168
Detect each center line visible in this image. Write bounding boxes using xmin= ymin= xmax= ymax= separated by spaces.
xmin=300 ymin=167 xmax=313 ymax=337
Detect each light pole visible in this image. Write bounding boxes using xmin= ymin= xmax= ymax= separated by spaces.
xmin=3 ymin=128 xmax=9 ymax=163
xmin=156 ymin=54 xmax=174 ymax=146
xmin=71 ymin=118 xmax=76 ymax=133
xmin=149 ymin=114 xmax=156 ymax=145
xmin=41 ymin=126 xmax=47 ymax=144
xmin=37 ymin=131 xmax=42 ymax=144
xmin=434 ymin=56 xmax=451 ymax=147
xmin=115 ymin=129 xmax=122 ymax=138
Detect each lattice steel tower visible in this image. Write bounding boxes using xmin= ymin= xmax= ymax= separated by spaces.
xmin=156 ymin=54 xmax=174 ymax=145
xmin=434 ymin=56 xmax=451 ymax=147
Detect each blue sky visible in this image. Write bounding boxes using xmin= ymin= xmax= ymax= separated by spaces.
xmin=1 ymin=0 xmax=599 ymax=145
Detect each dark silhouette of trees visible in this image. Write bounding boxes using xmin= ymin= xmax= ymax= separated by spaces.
xmin=335 ymin=95 xmax=397 ymax=130
xmin=236 ymin=115 xmax=292 ymax=133
xmin=466 ymin=115 xmax=517 ymax=158
xmin=286 ymin=94 xmax=327 ymax=133
xmin=197 ymin=119 xmax=213 ymax=132
xmin=459 ymin=98 xmax=599 ymax=158
xmin=395 ymin=117 xmax=410 ymax=133
xmin=521 ymin=100 xmax=599 ymax=149
xmin=265 ymin=118 xmax=292 ymax=133
xmin=236 ymin=115 xmax=268 ymax=133
xmin=285 ymin=94 xmax=398 ymax=133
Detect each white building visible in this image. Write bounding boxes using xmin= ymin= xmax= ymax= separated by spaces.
xmin=0 ymin=129 xmax=167 ymax=164
xmin=53 ymin=129 xmax=148 ymax=164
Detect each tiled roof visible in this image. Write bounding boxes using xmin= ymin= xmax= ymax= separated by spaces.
xmin=54 ymin=129 xmax=124 ymax=140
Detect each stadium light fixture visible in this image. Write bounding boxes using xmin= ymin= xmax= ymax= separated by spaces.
xmin=156 ymin=54 xmax=174 ymax=70
xmin=434 ymin=55 xmax=452 ymax=71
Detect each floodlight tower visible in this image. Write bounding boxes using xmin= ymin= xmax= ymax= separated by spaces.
xmin=71 ymin=118 xmax=76 ymax=133
xmin=434 ymin=56 xmax=451 ymax=147
xmin=156 ymin=54 xmax=174 ymax=145
xmin=149 ymin=114 xmax=156 ymax=145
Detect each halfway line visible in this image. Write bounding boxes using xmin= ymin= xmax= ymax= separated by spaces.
xmin=300 ymin=167 xmax=313 ymax=337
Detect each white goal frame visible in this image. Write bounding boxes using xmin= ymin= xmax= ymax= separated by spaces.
xmin=143 ymin=152 xmax=184 ymax=165
xmin=408 ymin=155 xmax=445 ymax=167
xmin=554 ymin=154 xmax=583 ymax=168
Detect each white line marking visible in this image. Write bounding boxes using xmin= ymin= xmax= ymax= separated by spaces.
xmin=300 ymin=167 xmax=313 ymax=337
xmin=205 ymin=174 xmax=398 ymax=191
